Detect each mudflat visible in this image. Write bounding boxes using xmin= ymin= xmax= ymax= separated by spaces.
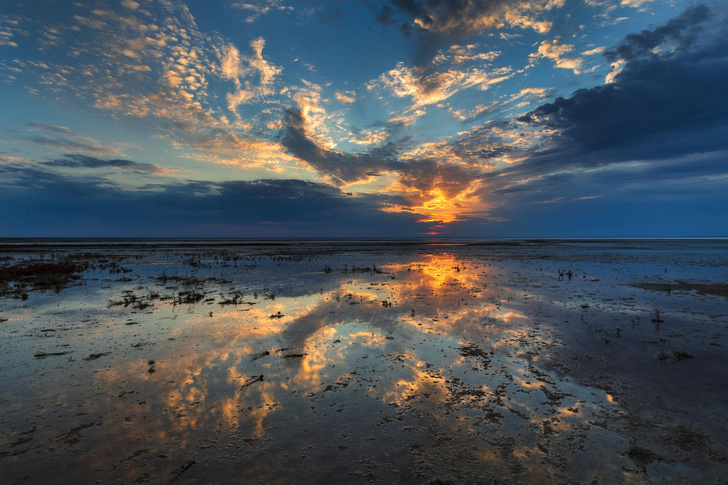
xmin=1 ymin=239 xmax=727 ymax=484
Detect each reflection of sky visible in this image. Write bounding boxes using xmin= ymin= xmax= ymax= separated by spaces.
xmin=1 ymin=1 xmax=727 ymax=236
xmin=0 ymin=247 xmax=673 ymax=483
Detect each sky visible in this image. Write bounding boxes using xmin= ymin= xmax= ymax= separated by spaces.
xmin=0 ymin=0 xmax=726 ymax=238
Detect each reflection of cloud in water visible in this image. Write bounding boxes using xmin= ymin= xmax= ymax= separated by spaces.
xmin=3 ymin=244 xmax=689 ymax=484
xmin=87 ymin=251 xmax=549 ymax=452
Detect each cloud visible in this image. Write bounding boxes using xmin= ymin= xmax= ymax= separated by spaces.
xmin=440 ymin=44 xmax=500 ymax=64
xmin=374 ymin=0 xmax=565 ymax=36
xmin=4 ymin=0 xmax=726 ymax=237
xmin=221 ymin=37 xmax=282 ymax=112
xmin=26 ymin=135 xmax=111 ymax=154
xmin=515 ymin=4 xmax=727 ymax=165
xmin=529 ymin=38 xmax=584 ymax=74
xmin=220 ymin=44 xmax=247 ymax=85
xmin=582 ymin=46 xmax=605 ymax=56
xmin=450 ymin=101 xmax=502 ymax=122
xmin=363 ymin=0 xmax=564 ymax=73
xmin=0 ymin=156 xmax=115 ymax=195
xmin=2 ymin=2 xmax=288 ymax=171
xmin=604 ymin=4 xmax=710 ymax=62
xmin=121 ymin=0 xmax=140 ymax=10
xmin=365 ymin=4 xmax=728 ymax=229
xmin=371 ymin=61 xmax=513 ymax=109
xmin=366 ymin=38 xmax=510 ymax=123
xmin=450 ymin=86 xmax=554 ymax=123
xmin=376 ymin=5 xmax=397 ymax=26
xmin=620 ymin=0 xmax=653 ymax=9
xmin=43 ymin=154 xmax=166 ymax=174
xmin=335 ymin=90 xmax=356 ymax=104
xmin=26 ymin=123 xmax=74 ymax=135
xmin=24 ymin=124 xmax=130 ymax=157
xmin=379 ymin=158 xmax=493 ymax=223
xmin=279 ymin=102 xmax=495 ymax=224
xmin=0 ymin=156 xmax=420 ymax=237
xmin=582 ymin=0 xmax=661 ymax=26
xmin=469 ymin=4 xmax=728 ymax=217
xmin=232 ymin=1 xmax=294 ymax=23
xmin=0 ymin=34 xmax=18 ymax=48
xmin=279 ymin=97 xmax=502 ymax=224
xmin=280 ymin=107 xmax=405 ymax=185
xmin=349 ymin=128 xmax=388 ymax=146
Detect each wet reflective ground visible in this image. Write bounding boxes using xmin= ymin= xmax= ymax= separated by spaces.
xmin=1 ymin=239 xmax=727 ymax=484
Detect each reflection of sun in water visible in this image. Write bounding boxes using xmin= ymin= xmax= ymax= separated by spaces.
xmin=386 ymin=253 xmax=484 ymax=292
xmin=420 ymin=253 xmax=463 ymax=288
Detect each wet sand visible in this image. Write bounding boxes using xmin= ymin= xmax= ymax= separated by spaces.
xmin=1 ymin=239 xmax=727 ymax=484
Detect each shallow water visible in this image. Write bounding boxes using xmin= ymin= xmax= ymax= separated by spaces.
xmin=1 ymin=240 xmax=727 ymax=484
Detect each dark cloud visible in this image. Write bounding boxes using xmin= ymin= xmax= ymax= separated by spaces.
xmin=279 ymin=107 xmax=490 ymax=214
xmin=392 ymin=0 xmax=430 ymax=23
xmin=0 ymin=158 xmax=115 ymax=196
xmin=26 ymin=135 xmax=116 ymax=156
xmin=420 ymin=4 xmax=728 ymax=234
xmin=44 ymin=154 xmax=165 ymax=174
xmin=279 ymin=108 xmax=406 ymax=185
xmin=26 ymin=123 xmax=75 ymax=135
xmin=0 ymin=157 xmax=420 ymax=237
xmin=376 ymin=5 xmax=397 ymax=26
xmin=485 ymin=149 xmax=728 ymax=237
xmin=510 ymin=3 xmax=728 ymax=177
xmin=374 ymin=0 xmax=558 ymax=36
xmin=396 ymin=158 xmax=487 ymax=198
xmin=604 ymin=4 xmax=710 ymax=62
xmin=277 ymin=4 xmax=728 ymax=235
xmin=449 ymin=120 xmax=518 ymax=165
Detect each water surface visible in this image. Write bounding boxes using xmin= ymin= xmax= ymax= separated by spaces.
xmin=1 ymin=239 xmax=727 ymax=483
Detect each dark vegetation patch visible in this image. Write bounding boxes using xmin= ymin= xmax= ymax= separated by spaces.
xmin=661 ymin=425 xmax=709 ymax=451
xmin=656 ymin=350 xmax=694 ymax=363
xmin=156 ymin=274 xmax=231 ymax=286
xmin=240 ymin=375 xmax=264 ymax=389
xmin=632 ymin=282 xmax=728 ymax=298
xmin=627 ymin=445 xmax=658 ymax=471
xmin=34 ymin=351 xmax=69 ymax=359
xmin=109 ymin=290 xmax=158 ymax=310
xmin=459 ymin=344 xmax=493 ymax=369
xmin=251 ymin=351 xmax=270 ymax=361
xmin=84 ymin=352 xmax=110 ymax=361
xmin=174 ymin=290 xmax=205 ymax=304
xmin=0 ymin=261 xmax=86 ymax=294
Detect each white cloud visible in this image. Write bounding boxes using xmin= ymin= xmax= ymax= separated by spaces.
xmin=231 ymin=1 xmax=294 ymax=23
xmin=621 ymin=0 xmax=653 ymax=8
xmin=373 ymin=62 xmax=513 ymax=108
xmin=582 ymin=46 xmax=605 ymax=56
xmin=349 ymin=129 xmax=387 ymax=146
xmin=335 ymin=90 xmax=356 ymax=104
xmin=220 ymin=38 xmax=282 ymax=112
xmin=530 ymin=38 xmax=584 ymax=74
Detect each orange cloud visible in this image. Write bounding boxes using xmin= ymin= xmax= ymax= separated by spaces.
xmin=381 ymin=182 xmax=490 ymax=224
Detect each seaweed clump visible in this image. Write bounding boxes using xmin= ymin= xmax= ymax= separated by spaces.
xmin=0 ymin=260 xmax=86 ymax=295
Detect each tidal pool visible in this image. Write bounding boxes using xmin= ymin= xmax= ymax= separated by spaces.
xmin=1 ymin=240 xmax=727 ymax=484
